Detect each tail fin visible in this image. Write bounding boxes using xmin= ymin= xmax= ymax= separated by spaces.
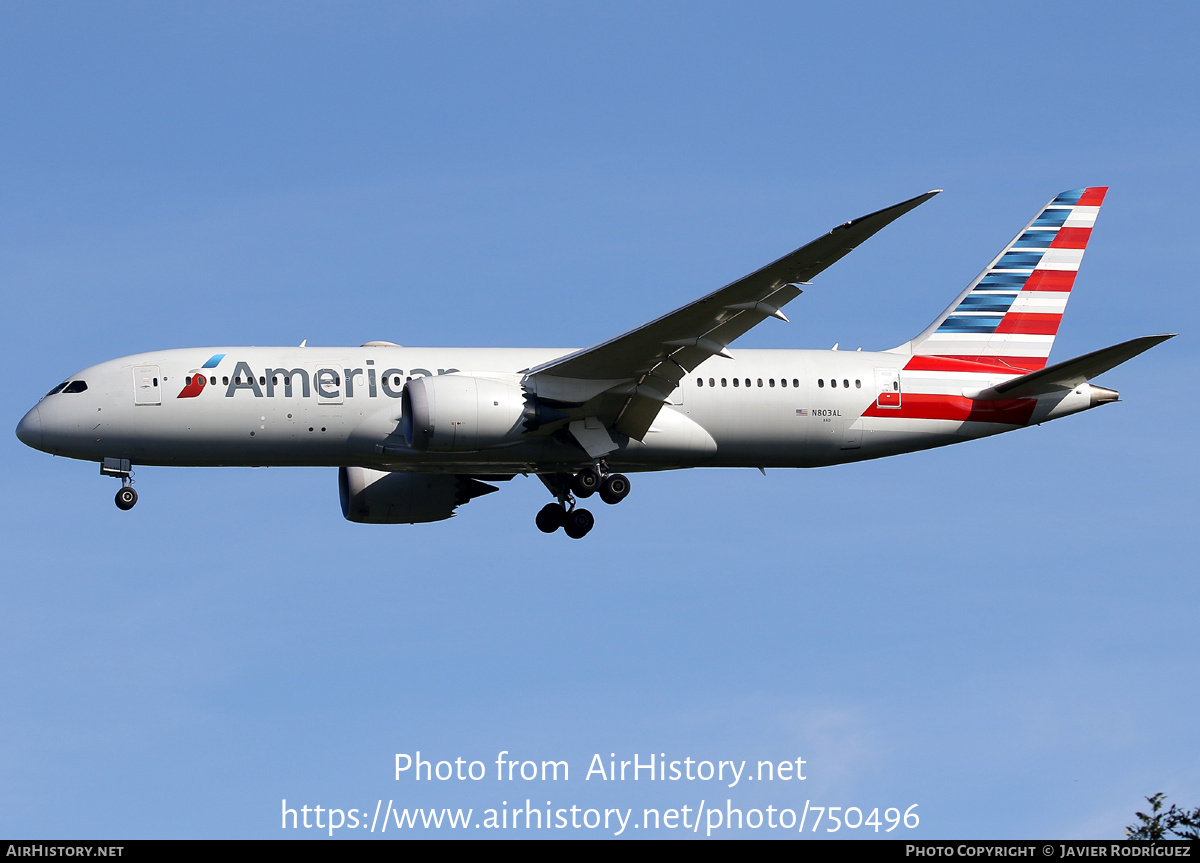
xmin=904 ymin=187 xmax=1107 ymax=371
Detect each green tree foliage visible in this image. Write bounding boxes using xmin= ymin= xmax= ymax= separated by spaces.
xmin=1126 ymin=794 xmax=1200 ymax=840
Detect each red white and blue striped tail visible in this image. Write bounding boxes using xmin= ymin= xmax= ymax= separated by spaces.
xmin=905 ymin=187 xmax=1107 ymax=372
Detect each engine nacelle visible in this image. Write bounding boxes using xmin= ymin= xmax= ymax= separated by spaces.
xmin=401 ymin=374 xmax=529 ymax=452
xmin=339 ymin=466 xmax=498 ymax=524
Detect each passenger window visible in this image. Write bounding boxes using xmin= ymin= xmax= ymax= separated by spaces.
xmin=209 ymin=376 xmax=216 ymax=385
xmin=818 ymin=379 xmax=824 ymax=388
xmin=733 ymin=378 xmax=739 ymax=387
xmin=273 ymin=376 xmax=279 ymax=385
xmin=697 ymin=377 xmax=703 ymax=387
xmin=721 ymin=378 xmax=727 ymax=387
xmin=843 ymin=379 xmax=849 ymax=389
xmin=708 ymin=378 xmax=714 ymax=387
xmin=792 ymin=379 xmax=799 ymax=387
xmin=769 ymin=379 xmax=775 ymax=387
xmin=63 ymin=381 xmax=88 ymax=394
xmin=780 ymin=378 xmax=787 ymax=388
xmin=285 ymin=377 xmax=291 ymax=386
xmin=745 ymin=379 xmax=750 ymax=387
xmin=855 ymin=379 xmax=861 ymax=388
xmin=223 ymin=377 xmax=229 ymax=385
xmin=831 ymin=379 xmax=837 ymax=388
xmin=259 ymin=376 xmax=266 ymax=386
xmin=757 ymin=378 xmax=763 ymax=387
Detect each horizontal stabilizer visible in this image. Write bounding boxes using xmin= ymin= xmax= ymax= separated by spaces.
xmin=973 ymin=334 xmax=1174 ymax=400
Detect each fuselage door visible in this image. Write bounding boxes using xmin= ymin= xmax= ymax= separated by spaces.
xmin=133 ymin=365 xmax=162 ymax=405
xmin=874 ymin=367 xmax=901 ymax=409
xmin=316 ymin=367 xmax=344 ymax=405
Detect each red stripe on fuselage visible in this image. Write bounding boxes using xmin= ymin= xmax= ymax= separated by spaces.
xmin=914 ymin=354 xmax=1047 ymax=371
xmin=1022 ymin=270 xmax=1076 ymax=292
xmin=904 ymin=355 xmax=1029 ymax=374
xmin=862 ymin=393 xmax=1037 ymax=424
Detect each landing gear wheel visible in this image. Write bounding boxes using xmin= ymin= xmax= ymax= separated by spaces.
xmin=115 ymin=486 xmax=138 ymax=511
xmin=536 ymin=502 xmax=566 ymax=533
xmin=571 ymin=467 xmax=601 ymax=498
xmin=563 ymin=508 xmax=595 ymax=539
xmin=599 ymin=473 xmax=630 ymax=505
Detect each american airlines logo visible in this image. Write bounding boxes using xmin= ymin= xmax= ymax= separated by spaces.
xmin=177 ymin=355 xmax=457 ymax=400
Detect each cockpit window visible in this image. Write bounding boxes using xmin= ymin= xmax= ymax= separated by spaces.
xmin=63 ymin=381 xmax=88 ymax=394
xmin=45 ymin=382 xmax=69 ymax=398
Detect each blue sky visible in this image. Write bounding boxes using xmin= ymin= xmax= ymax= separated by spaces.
xmin=2 ymin=2 xmax=1197 ymax=838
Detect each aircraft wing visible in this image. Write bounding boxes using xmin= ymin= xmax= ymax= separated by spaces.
xmin=525 ymin=189 xmax=942 ymax=441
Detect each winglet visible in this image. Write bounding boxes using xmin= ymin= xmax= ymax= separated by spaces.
xmin=830 ymin=189 xmax=941 ymax=238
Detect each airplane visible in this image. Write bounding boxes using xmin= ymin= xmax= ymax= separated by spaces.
xmin=15 ymin=187 xmax=1173 ymax=538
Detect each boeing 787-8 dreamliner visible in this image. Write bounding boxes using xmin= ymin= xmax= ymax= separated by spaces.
xmin=16 ymin=187 xmax=1171 ymax=537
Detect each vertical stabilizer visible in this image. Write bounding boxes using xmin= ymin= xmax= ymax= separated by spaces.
xmin=903 ymin=187 xmax=1107 ymax=371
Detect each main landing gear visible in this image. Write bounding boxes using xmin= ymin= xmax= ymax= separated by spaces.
xmin=536 ymin=464 xmax=631 ymax=538
xmin=101 ymin=457 xmax=138 ymax=511
xmin=536 ymin=502 xmax=594 ymax=539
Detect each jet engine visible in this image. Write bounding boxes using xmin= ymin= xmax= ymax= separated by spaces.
xmin=401 ymin=374 xmax=532 ymax=452
xmin=339 ymin=466 xmax=498 ymax=524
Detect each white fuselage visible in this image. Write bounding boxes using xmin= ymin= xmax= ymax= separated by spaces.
xmin=19 ymin=345 xmax=1103 ymax=475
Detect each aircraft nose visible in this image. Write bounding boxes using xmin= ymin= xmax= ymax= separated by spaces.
xmin=15 ymin=405 xmax=43 ymax=450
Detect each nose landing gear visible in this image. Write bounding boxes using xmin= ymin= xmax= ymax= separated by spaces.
xmin=115 ymin=485 xmax=138 ymax=511
xmin=101 ymin=457 xmax=138 ymax=511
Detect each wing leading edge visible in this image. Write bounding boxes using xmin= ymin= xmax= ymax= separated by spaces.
xmin=524 ymin=189 xmax=942 ymax=444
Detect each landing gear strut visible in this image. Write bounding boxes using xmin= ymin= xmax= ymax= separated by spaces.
xmin=101 ymin=457 xmax=138 ymax=511
xmin=534 ymin=464 xmax=632 ymax=537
